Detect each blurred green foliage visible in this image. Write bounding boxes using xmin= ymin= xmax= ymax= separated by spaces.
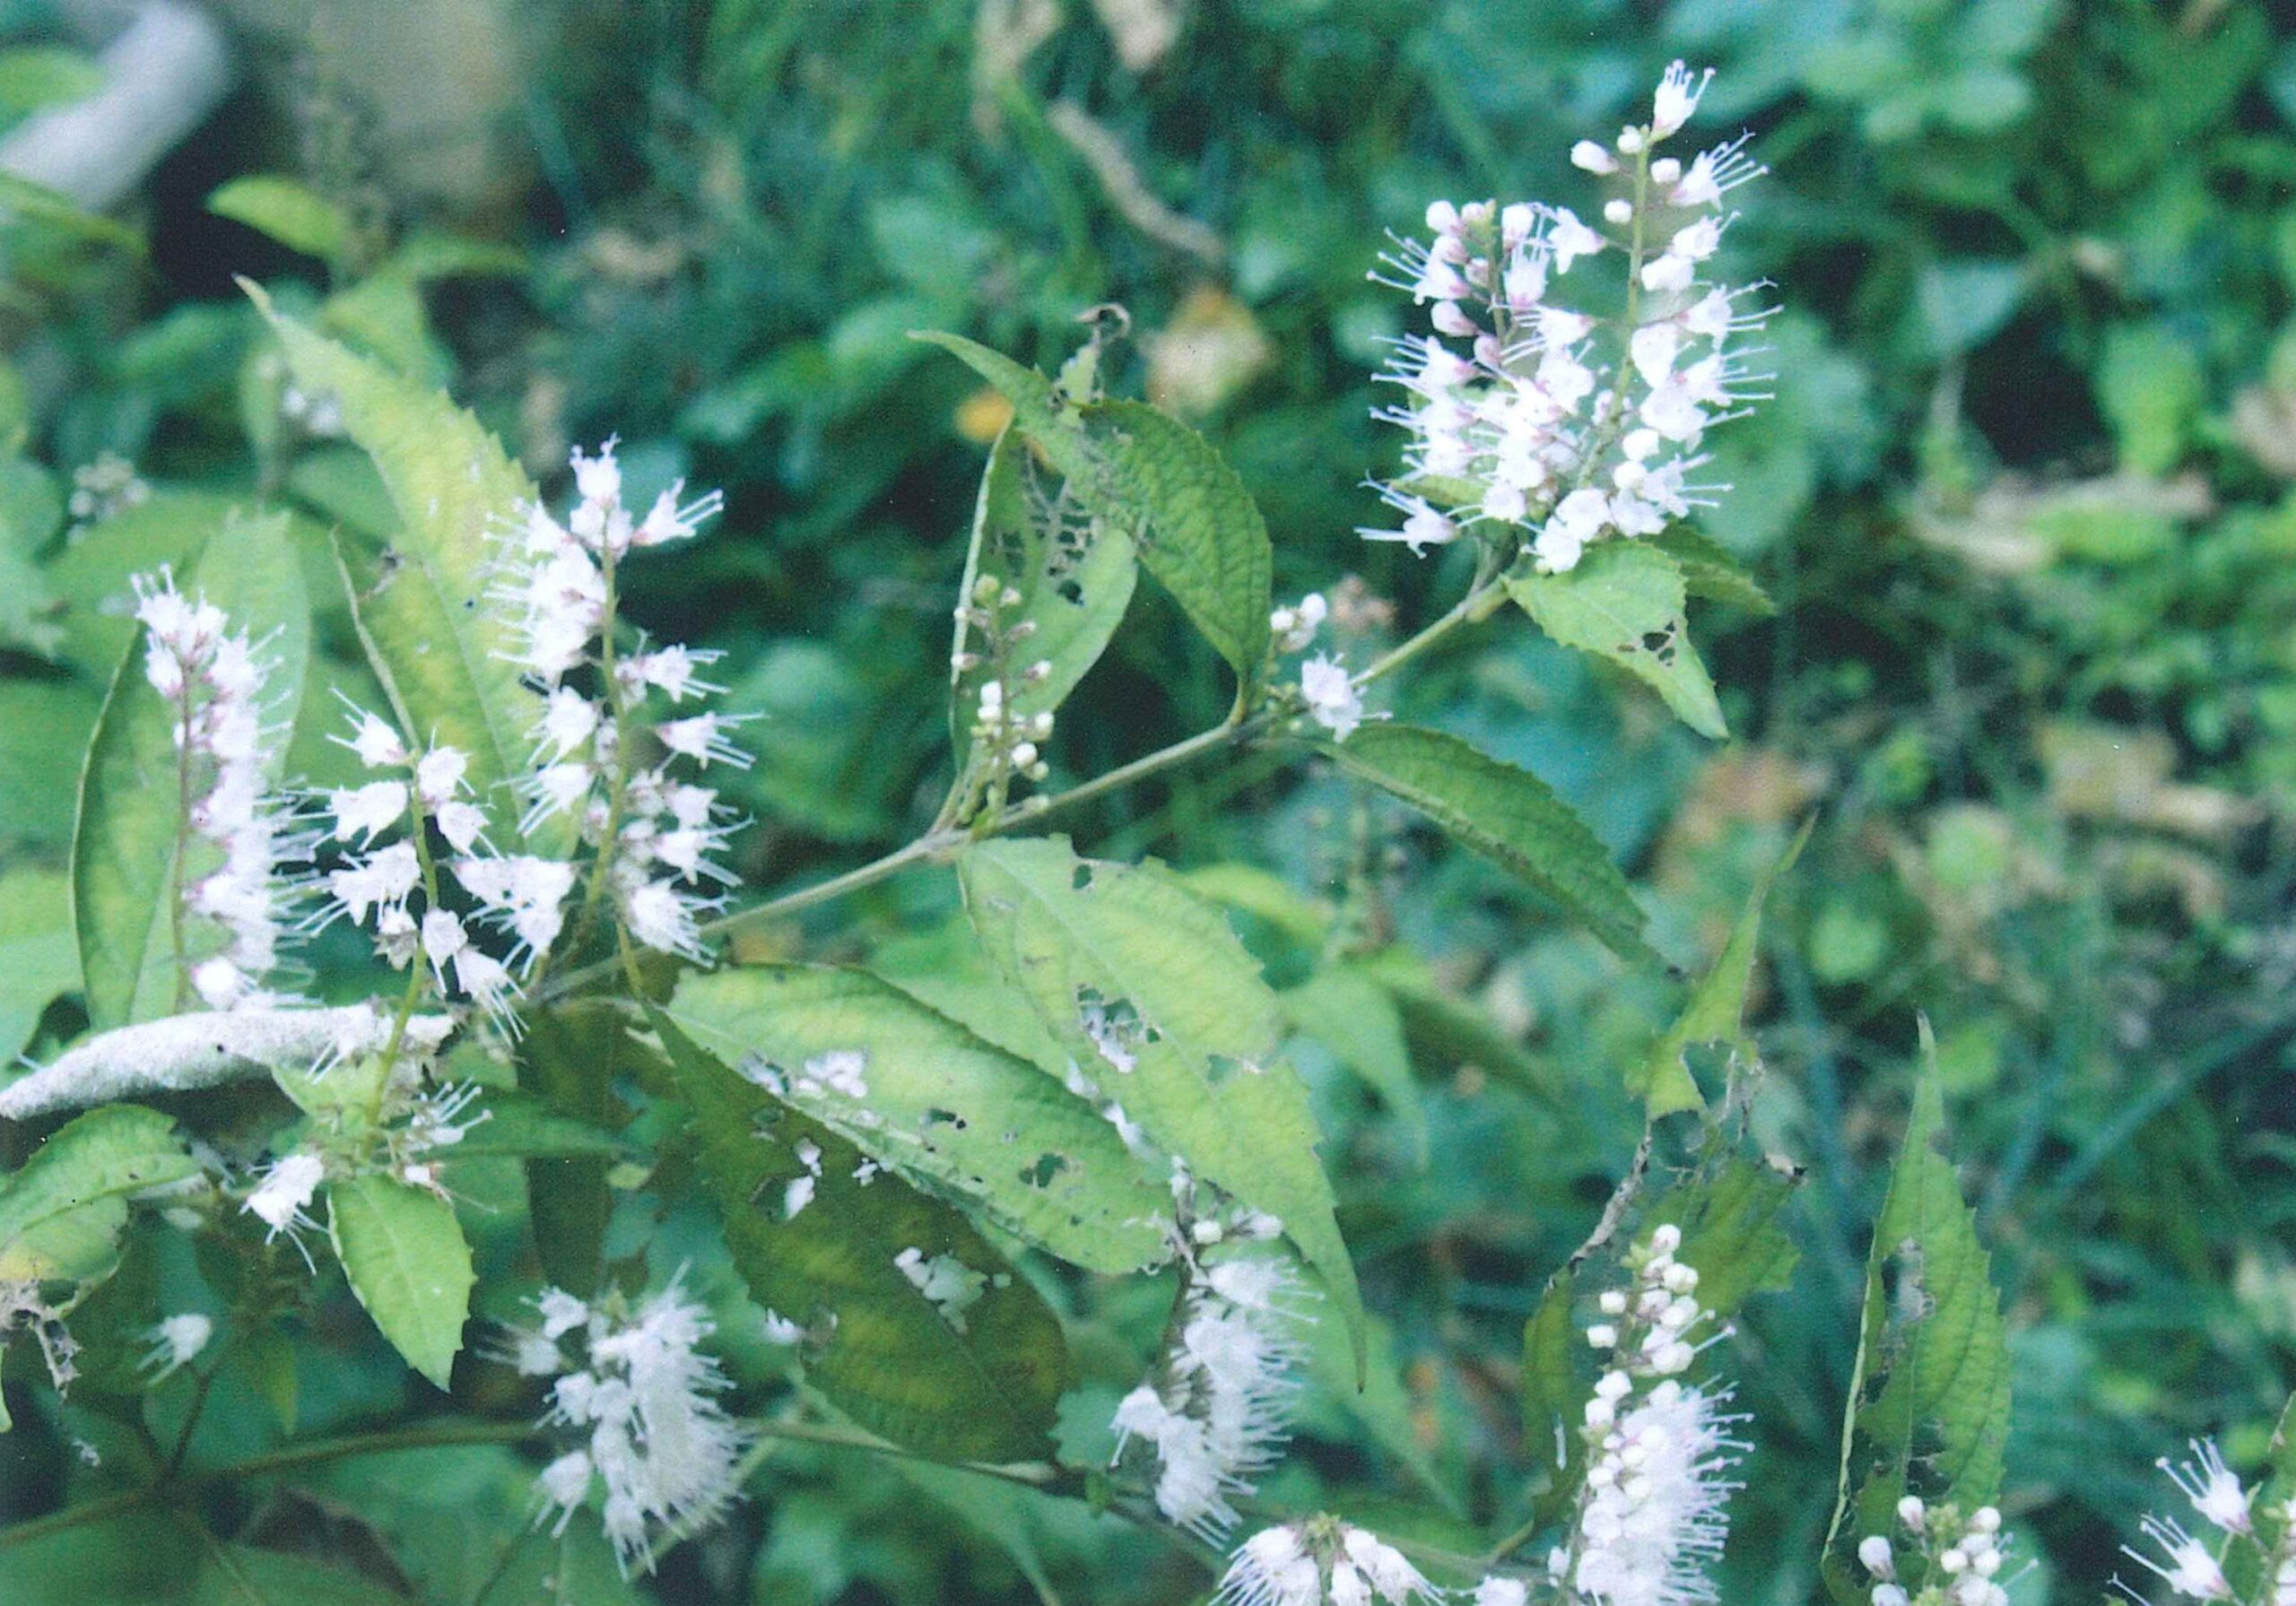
xmin=3 ymin=0 xmax=2294 ymax=1602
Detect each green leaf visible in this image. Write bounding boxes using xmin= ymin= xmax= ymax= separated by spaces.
xmin=1352 ymin=946 xmax=1559 ymax=1102
xmin=1326 ymin=724 xmax=1652 ymax=964
xmin=0 ymin=1105 xmax=198 ymax=1282
xmin=664 ymin=964 xmax=1172 ymax=1274
xmin=1087 ymin=399 xmax=1273 ymax=678
xmin=72 ymin=509 xmax=309 ymax=1029
xmin=440 ymin=1088 xmax=622 ymax=1160
xmin=947 ymin=426 xmax=1136 ymax=761
xmin=652 ymin=1006 xmax=1070 ymax=1462
xmin=0 ymin=867 xmax=77 ymax=1061
xmin=1630 ymin=818 xmax=1810 ymax=1118
xmin=328 ymin=1174 xmax=474 ymax=1391
xmin=0 ymin=47 xmax=104 ymax=116
xmin=193 ymin=1543 xmax=413 ymax=1605
xmin=1821 ymin=1022 xmax=2012 ymax=1606
xmin=0 ymin=681 xmax=98 ymax=851
xmin=1306 ymin=1301 xmax=1458 ymax=1513
xmin=248 ymin=286 xmax=554 ymax=850
xmin=4 ymin=1514 xmax=202 ymax=1605
xmin=1283 ymin=965 xmax=1427 ymax=1166
xmin=516 ymin=1003 xmax=630 ymax=1297
xmin=1508 ymin=543 xmax=1726 ymax=739
xmin=206 ymin=176 xmax=352 ymax=264
xmin=1519 ymin=1267 xmax=1589 ymax=1523
xmin=918 ymin=333 xmax=1273 ymax=680
xmin=1657 ymin=1153 xmax=1804 ymax=1319
xmin=1648 ymin=525 xmax=1775 ymax=615
xmin=957 ymin=835 xmax=1364 ymax=1375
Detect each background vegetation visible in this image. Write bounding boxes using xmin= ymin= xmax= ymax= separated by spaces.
xmin=2 ymin=1 xmax=2292 ymax=1602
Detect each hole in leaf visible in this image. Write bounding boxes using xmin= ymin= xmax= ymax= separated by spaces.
xmin=1021 ymin=1153 xmax=1068 ymax=1189
xmin=1071 ymin=864 xmax=1094 ymax=891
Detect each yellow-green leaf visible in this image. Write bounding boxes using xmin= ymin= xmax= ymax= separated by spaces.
xmin=328 ymin=1174 xmax=474 ymax=1391
xmin=1508 ymin=543 xmax=1726 ymax=738
xmin=207 ymin=176 xmax=350 ymax=264
xmin=665 ymin=964 xmax=1172 ymax=1274
xmin=957 ymin=835 xmax=1364 ymax=1375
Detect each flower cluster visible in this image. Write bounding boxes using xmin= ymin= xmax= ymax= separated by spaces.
xmin=1216 ymin=1520 xmax=1444 ymax=1606
xmin=1268 ymin=591 xmax=1367 ymax=743
xmin=1858 ymin=1496 xmax=2015 ymax=1606
xmin=1112 ymin=1246 xmax=1312 ymax=1541
xmin=510 ymin=1278 xmax=749 ymax=1576
xmin=313 ymin=708 xmax=561 ymax=1032
xmin=2115 ymin=1438 xmax=2294 ymax=1606
xmin=1562 ymin=1224 xmax=1743 ymax=1606
xmin=133 ymin=569 xmax=302 ymax=1011
xmin=1363 ymin=63 xmax=1770 ymax=573
xmin=495 ymin=440 xmax=744 ymax=962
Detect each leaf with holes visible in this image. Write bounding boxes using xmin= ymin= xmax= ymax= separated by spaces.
xmin=249 ymin=285 xmax=557 ymax=850
xmin=957 ymin=835 xmax=1364 ymax=1374
xmin=328 ymin=1173 xmax=474 ymax=1392
xmin=1820 ymin=1022 xmax=2011 ymax=1606
xmin=948 ymin=426 xmax=1135 ymax=761
xmin=0 ymin=1105 xmax=198 ymax=1282
xmin=1328 ymin=723 xmax=1653 ymax=964
xmin=664 ymin=964 xmax=1171 ymax=1274
xmin=1631 ymin=818 xmax=1809 ymax=1117
xmin=652 ymin=1005 xmax=1069 ymax=1462
xmin=918 ymin=332 xmax=1272 ymax=681
xmin=1508 ymin=543 xmax=1726 ymax=739
xmin=1652 ymin=1152 xmax=1804 ymax=1319
xmin=74 ymin=508 xmax=309 ymax=1029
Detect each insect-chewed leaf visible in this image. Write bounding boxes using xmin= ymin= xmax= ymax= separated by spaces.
xmin=956 ymin=835 xmax=1365 ymax=1375
xmin=247 ymin=284 xmax=559 ymax=852
xmin=1328 ymin=723 xmax=1653 ymax=966
xmin=0 ymin=1104 xmax=199 ymax=1282
xmin=665 ymin=964 xmax=1171 ymax=1274
xmin=327 ymin=1173 xmax=474 ymax=1392
xmin=947 ymin=426 xmax=1136 ymax=762
xmin=1820 ymin=1022 xmax=2012 ymax=1606
xmin=73 ymin=508 xmax=309 ymax=1029
xmin=1630 ymin=817 xmax=1811 ymax=1117
xmin=1652 ymin=1152 xmax=1804 ymax=1318
xmin=918 ymin=332 xmax=1272 ymax=681
xmin=1508 ymin=542 xmax=1726 ymax=739
xmin=651 ymin=1005 xmax=1070 ymax=1463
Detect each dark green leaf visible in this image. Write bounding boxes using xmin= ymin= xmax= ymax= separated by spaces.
xmin=1327 ymin=723 xmax=1652 ymax=964
xmin=1648 ymin=525 xmax=1775 ymax=615
xmin=1821 ymin=1022 xmax=2012 ymax=1604
xmin=653 ymin=1006 xmax=1070 ymax=1463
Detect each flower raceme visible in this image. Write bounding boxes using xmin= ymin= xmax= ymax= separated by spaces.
xmin=1362 ymin=62 xmax=1770 ymax=575
xmin=132 ymin=569 xmax=304 ymax=1011
xmin=2112 ymin=1437 xmax=2296 ymax=1606
xmin=509 ymin=1277 xmax=749 ymax=1576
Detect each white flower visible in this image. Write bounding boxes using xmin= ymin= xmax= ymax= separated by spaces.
xmin=1858 ymin=1536 xmax=1895 ymax=1580
xmin=1300 ymin=655 xmax=1364 ymax=742
xmin=414 ymin=745 xmax=469 ymax=810
xmin=2160 ymin=1439 xmax=2251 ymax=1535
xmin=893 ymin=1247 xmax=988 ymax=1332
xmin=1571 ymin=140 xmax=1619 ymax=175
xmin=1112 ymin=1253 xmax=1310 ymax=1542
xmin=2124 ymin=1515 xmax=2231 ymax=1602
xmin=1216 ymin=1525 xmax=1318 ymax=1606
xmin=535 ymin=1448 xmax=594 ymax=1534
xmin=657 ymin=713 xmax=753 ymax=769
xmin=537 ymin=1275 xmax=747 ymax=1575
xmin=1548 ymin=207 xmax=1605 ymax=273
xmin=1651 ymin=62 xmax=1713 ymax=139
xmin=1476 ymin=1580 xmax=1530 ymax=1606
xmin=139 ymin=1312 xmax=213 ymax=1381
xmin=1343 ymin=1525 xmax=1439 ymax=1603
xmin=329 ymin=780 xmax=408 ymax=846
xmin=244 ymin=1150 xmax=324 ymax=1238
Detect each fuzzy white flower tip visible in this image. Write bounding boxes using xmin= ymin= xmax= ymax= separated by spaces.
xmin=2161 ymin=1439 xmax=2251 ymax=1535
xmin=1300 ymin=654 xmax=1364 ymax=742
xmin=244 ymin=1150 xmax=324 ymax=1236
xmin=140 ymin=1312 xmax=213 ymax=1380
xmin=1652 ymin=61 xmax=1714 ymax=139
